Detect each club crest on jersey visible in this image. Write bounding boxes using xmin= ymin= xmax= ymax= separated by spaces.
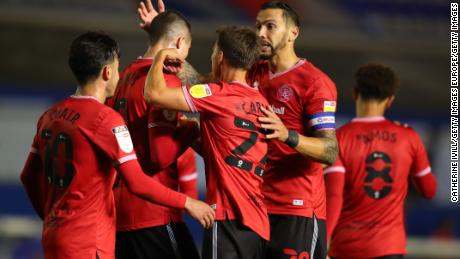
xmin=112 ymin=125 xmax=134 ymax=153
xmin=162 ymin=110 xmax=177 ymax=122
xmin=189 ymin=84 xmax=212 ymax=98
xmin=277 ymin=84 xmax=294 ymax=102
xmin=323 ymin=101 xmax=336 ymax=112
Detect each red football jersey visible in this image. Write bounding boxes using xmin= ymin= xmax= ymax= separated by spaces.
xmin=107 ymin=58 xmax=188 ymax=230
xmin=248 ymin=59 xmax=337 ymax=219
xmin=182 ymin=81 xmax=270 ymax=240
xmin=27 ymin=96 xmax=137 ymax=258
xmin=177 ymin=148 xmax=198 ymax=200
xmin=172 ymin=148 xmax=199 ymax=220
xmin=325 ymin=116 xmax=433 ymax=258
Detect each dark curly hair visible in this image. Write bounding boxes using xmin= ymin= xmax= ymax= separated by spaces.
xmin=354 ymin=64 xmax=399 ymax=101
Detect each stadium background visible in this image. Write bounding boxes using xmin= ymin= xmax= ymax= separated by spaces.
xmin=0 ymin=0 xmax=457 ymax=258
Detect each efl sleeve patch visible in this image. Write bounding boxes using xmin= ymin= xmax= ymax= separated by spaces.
xmin=323 ymin=101 xmax=336 ymax=112
xmin=189 ymin=84 xmax=212 ymax=98
xmin=308 ymin=112 xmax=336 ymax=130
xmin=112 ymin=125 xmax=134 ymax=153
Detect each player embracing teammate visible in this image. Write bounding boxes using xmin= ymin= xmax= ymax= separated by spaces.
xmin=19 ymin=1 xmax=439 ymax=259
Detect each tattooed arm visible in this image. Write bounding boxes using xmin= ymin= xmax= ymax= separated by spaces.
xmin=177 ymin=61 xmax=212 ymax=85
xmin=259 ymin=107 xmax=338 ymax=165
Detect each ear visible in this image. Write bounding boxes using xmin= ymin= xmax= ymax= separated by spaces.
xmin=101 ymin=65 xmax=111 ymax=81
xmin=352 ymin=87 xmax=359 ymax=101
xmin=217 ymin=50 xmax=224 ymax=65
xmin=174 ymin=36 xmax=185 ymax=51
xmin=288 ymin=25 xmax=299 ymax=42
xmin=385 ymin=95 xmax=396 ymax=108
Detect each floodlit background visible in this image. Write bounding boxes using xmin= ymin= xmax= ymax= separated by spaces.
xmin=0 ymin=0 xmax=457 ymax=258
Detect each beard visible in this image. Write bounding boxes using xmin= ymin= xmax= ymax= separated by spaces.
xmin=260 ymin=44 xmax=275 ymax=60
xmin=259 ymin=34 xmax=288 ymax=60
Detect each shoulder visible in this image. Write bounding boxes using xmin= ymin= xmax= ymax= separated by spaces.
xmin=336 ymin=122 xmax=354 ymax=137
xmin=292 ymin=61 xmax=336 ymax=99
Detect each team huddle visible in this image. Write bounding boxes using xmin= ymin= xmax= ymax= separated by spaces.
xmin=19 ymin=1 xmax=438 ymax=259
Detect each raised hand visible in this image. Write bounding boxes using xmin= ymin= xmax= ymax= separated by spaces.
xmin=184 ymin=197 xmax=215 ymax=229
xmin=138 ymin=0 xmax=165 ymax=31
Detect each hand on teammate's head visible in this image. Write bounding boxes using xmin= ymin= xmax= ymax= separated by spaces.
xmin=156 ymin=48 xmax=184 ymax=73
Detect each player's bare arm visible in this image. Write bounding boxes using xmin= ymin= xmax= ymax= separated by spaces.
xmin=259 ymin=106 xmax=338 ymax=165
xmin=144 ymin=49 xmax=190 ymax=111
xmin=176 ymin=61 xmax=213 ymax=85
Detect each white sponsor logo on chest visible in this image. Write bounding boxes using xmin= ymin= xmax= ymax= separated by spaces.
xmin=270 ymin=105 xmax=285 ymax=115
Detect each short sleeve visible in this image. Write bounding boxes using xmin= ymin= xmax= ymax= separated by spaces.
xmin=324 ymin=154 xmax=346 ymax=175
xmin=181 ymin=83 xmax=226 ymax=114
xmin=178 ymin=149 xmax=197 ymax=181
xmin=92 ymin=111 xmax=137 ymax=166
xmin=410 ymin=130 xmax=432 ymax=178
xmin=303 ymin=76 xmax=337 ymax=131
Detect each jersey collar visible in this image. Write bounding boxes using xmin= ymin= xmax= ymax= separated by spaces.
xmin=230 ymin=81 xmax=258 ymax=90
xmin=351 ymin=116 xmax=386 ymax=123
xmin=70 ymin=95 xmax=100 ymax=102
xmin=269 ymin=59 xmax=306 ymax=80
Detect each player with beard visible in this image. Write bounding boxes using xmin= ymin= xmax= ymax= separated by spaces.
xmin=138 ymin=2 xmax=338 ymax=258
xmin=245 ymin=3 xmax=338 ymax=258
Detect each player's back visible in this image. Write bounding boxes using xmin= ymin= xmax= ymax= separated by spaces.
xmin=329 ymin=116 xmax=428 ymax=258
xmin=184 ymin=81 xmax=270 ymax=240
xmin=108 ymin=58 xmax=186 ymax=230
xmin=109 ymin=58 xmax=181 ymax=172
xmin=34 ymin=95 xmax=127 ymax=258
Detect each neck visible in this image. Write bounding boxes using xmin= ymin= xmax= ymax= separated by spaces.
xmin=268 ymin=45 xmax=300 ymax=74
xmin=74 ymin=82 xmax=107 ymax=103
xmin=143 ymin=42 xmax=166 ymax=59
xmin=219 ymin=67 xmax=248 ymax=85
xmin=356 ymin=100 xmax=386 ymax=118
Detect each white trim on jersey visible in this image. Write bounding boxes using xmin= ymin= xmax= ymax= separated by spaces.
xmin=117 ymin=154 xmax=137 ymax=165
xmin=179 ymin=172 xmax=198 ymax=182
xmin=182 ymin=85 xmax=198 ymax=112
xmin=269 ymin=59 xmax=306 ymax=79
xmin=324 ymin=166 xmax=346 ymax=175
xmin=351 ymin=116 xmax=385 ymax=123
xmin=415 ymin=166 xmax=432 ymax=177
xmin=70 ymin=95 xmax=99 ymax=102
